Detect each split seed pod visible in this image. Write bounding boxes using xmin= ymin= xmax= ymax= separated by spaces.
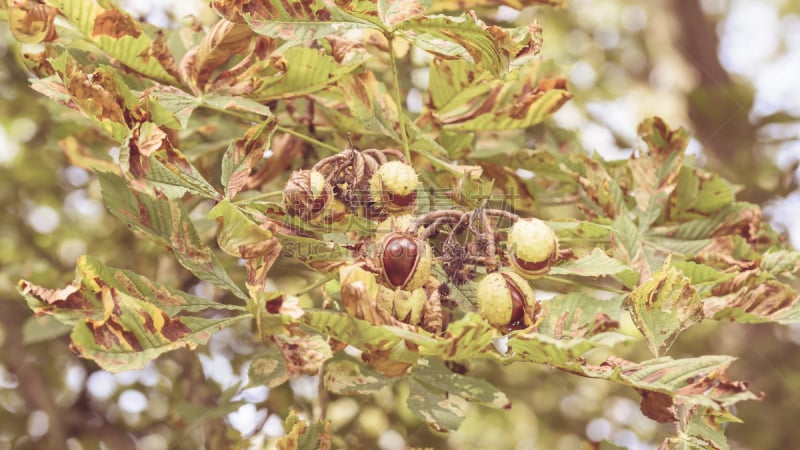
xmin=507 ymin=218 xmax=559 ymax=279
xmin=283 ymin=170 xmax=333 ymax=220
xmin=369 ymin=161 xmax=419 ymax=214
xmin=476 ymin=272 xmax=536 ymax=331
xmin=376 ymin=285 xmax=427 ymax=325
xmin=376 ymin=232 xmax=432 ymax=291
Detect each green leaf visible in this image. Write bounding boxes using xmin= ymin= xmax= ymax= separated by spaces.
xmin=546 ymin=220 xmax=612 ymax=241
xmin=704 ymin=277 xmax=800 ymax=324
xmin=208 ymin=200 xmax=275 ymax=258
xmin=396 ymin=14 xmax=538 ymax=77
xmin=22 ymin=315 xmax=71 ymax=345
xmin=625 ymin=263 xmax=703 ymax=356
xmin=18 ymin=255 xmax=250 ymax=372
xmin=425 ymin=59 xmax=570 ymax=130
xmin=406 ymin=377 xmax=468 ymax=432
xmin=302 ymin=310 xmax=417 ymax=363
xmin=49 ymin=0 xmax=179 ymax=84
xmin=139 ymin=125 xmax=221 ymax=200
xmin=411 ymin=360 xmax=510 ymax=409
xmin=230 ymin=0 xmax=383 ymax=41
xmin=538 ymin=293 xmax=623 ymax=338
xmin=573 ymin=355 xmax=759 ymax=423
xmin=50 ymin=54 xmax=135 ymax=142
xmin=276 ymin=234 xmax=350 ymax=267
xmin=323 ymin=356 xmax=394 ymax=395
xmin=669 ymin=167 xmax=735 ymax=220
xmin=661 ymin=408 xmax=733 ymax=450
xmin=277 ymin=410 xmax=331 ymax=450
xmin=221 ymin=121 xmax=276 ymax=199
xmin=550 ymin=248 xmax=639 ymax=289
xmin=251 ymin=47 xmax=366 ymax=100
xmin=505 ymin=332 xmax=631 ymax=366
xmin=98 ymin=172 xmax=248 ymax=301
xmin=248 ymin=350 xmax=290 ymax=388
xmin=760 ymin=249 xmax=800 ymax=276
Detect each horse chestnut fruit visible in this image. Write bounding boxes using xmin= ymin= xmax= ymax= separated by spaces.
xmin=376 ymin=232 xmax=432 ymax=291
xmin=477 ymin=272 xmax=535 ymax=330
xmin=283 ymin=170 xmax=332 ymax=220
xmin=507 ymin=218 xmax=558 ymax=279
xmin=369 ymin=161 xmax=419 ymax=214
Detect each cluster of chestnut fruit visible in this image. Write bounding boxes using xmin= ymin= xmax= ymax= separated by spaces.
xmin=282 ymin=148 xmax=559 ymax=333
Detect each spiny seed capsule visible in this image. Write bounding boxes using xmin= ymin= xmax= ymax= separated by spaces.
xmin=507 ymin=218 xmax=559 ymax=279
xmin=376 ymin=232 xmax=432 ymax=291
xmin=283 ymin=170 xmax=332 ymax=220
xmin=476 ymin=272 xmax=535 ymax=330
xmin=376 ymin=285 xmax=427 ymax=324
xmin=369 ymin=161 xmax=419 ymax=214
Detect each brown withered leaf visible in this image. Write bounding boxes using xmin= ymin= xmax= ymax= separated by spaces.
xmin=628 ymin=118 xmax=688 ymax=212
xmin=275 ymin=334 xmax=333 ymax=377
xmin=183 ymin=19 xmax=253 ymax=91
xmin=221 ymin=120 xmax=276 ymax=199
xmin=244 ymin=132 xmax=304 ymax=192
xmin=92 ymin=9 xmax=141 ymax=39
xmin=9 ymin=1 xmax=58 ymax=44
xmin=580 ymin=355 xmax=760 ymax=424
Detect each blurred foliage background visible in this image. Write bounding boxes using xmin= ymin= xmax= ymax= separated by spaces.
xmin=1 ymin=0 xmax=800 ymax=449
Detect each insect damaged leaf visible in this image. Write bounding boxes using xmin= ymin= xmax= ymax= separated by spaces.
xmin=49 ymin=0 xmax=179 ymax=84
xmin=18 ymin=256 xmax=249 ymax=372
xmin=9 ymin=1 xmax=58 ymax=44
xmin=537 ymin=293 xmax=623 ymax=339
xmin=396 ymin=12 xmax=541 ymax=78
xmin=576 ymin=355 xmax=760 ymax=424
xmin=221 ymin=120 xmax=277 ymax=199
xmin=99 ymin=172 xmax=248 ymax=301
xmin=625 ymin=263 xmax=704 ymax=356
xmin=424 ymin=58 xmax=569 ymax=130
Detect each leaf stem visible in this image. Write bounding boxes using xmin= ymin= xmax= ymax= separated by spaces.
xmin=387 ymin=34 xmax=411 ymax=161
xmin=232 ymin=190 xmax=283 ymax=205
xmin=542 ymin=275 xmax=627 ymax=295
xmin=295 ymin=272 xmax=338 ymax=296
xmin=198 ymin=100 xmax=341 ymax=154
xmin=275 ymin=125 xmax=341 ymax=154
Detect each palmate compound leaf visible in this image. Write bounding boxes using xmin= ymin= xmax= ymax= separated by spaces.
xmin=48 ymin=0 xmax=179 ymax=85
xmin=624 ymin=262 xmax=704 ymax=357
xmin=17 ymin=256 xmax=248 ymax=372
xmin=99 ymin=172 xmax=248 ymax=301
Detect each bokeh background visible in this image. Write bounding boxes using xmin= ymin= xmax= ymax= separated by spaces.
xmin=1 ymin=0 xmax=800 ymax=449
